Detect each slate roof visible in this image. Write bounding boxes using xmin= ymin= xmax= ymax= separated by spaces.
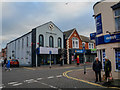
xmin=79 ymin=35 xmax=95 ymax=43
xmin=63 ymin=29 xmax=75 ymax=39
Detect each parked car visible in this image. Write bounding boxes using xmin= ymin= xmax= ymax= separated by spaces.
xmin=10 ymin=59 xmax=19 ymax=67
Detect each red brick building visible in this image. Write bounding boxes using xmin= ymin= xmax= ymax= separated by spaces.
xmin=64 ymin=28 xmax=96 ymax=64
xmin=1 ymin=47 xmax=7 ymax=60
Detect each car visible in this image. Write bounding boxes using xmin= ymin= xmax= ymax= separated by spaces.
xmin=10 ymin=59 xmax=19 ymax=67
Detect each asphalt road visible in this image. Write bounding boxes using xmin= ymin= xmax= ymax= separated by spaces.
xmin=1 ymin=64 xmax=106 ymax=89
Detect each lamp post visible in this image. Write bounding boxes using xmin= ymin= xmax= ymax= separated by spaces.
xmin=82 ymin=44 xmax=86 ymax=74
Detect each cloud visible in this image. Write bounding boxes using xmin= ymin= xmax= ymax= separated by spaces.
xmin=1 ymin=2 xmax=96 ymax=49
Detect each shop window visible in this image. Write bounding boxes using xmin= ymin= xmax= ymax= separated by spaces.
xmin=72 ymin=37 xmax=79 ymax=48
xmin=115 ymin=49 xmax=120 ymax=70
xmin=58 ymin=37 xmax=61 ymax=48
xmin=39 ymin=35 xmax=44 ymax=47
xmin=114 ymin=8 xmax=120 ymax=31
xmin=49 ymin=36 xmax=54 ymax=48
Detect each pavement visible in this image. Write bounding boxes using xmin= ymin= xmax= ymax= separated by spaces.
xmin=63 ymin=66 xmax=120 ymax=89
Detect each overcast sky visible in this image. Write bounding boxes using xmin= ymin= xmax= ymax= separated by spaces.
xmin=1 ymin=1 xmax=100 ymax=50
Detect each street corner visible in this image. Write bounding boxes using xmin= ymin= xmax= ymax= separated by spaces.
xmin=63 ymin=68 xmax=120 ymax=89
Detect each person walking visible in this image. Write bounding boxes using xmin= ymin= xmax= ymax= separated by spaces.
xmin=3 ymin=58 xmax=7 ymax=70
xmin=60 ymin=57 xmax=63 ymax=66
xmin=93 ymin=57 xmax=102 ymax=83
xmin=104 ymin=56 xmax=111 ymax=82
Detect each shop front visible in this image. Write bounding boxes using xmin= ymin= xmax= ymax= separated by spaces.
xmin=69 ymin=49 xmax=96 ymax=64
xmin=36 ymin=47 xmax=60 ymax=66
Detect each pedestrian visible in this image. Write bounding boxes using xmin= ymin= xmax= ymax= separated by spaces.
xmin=76 ymin=55 xmax=79 ymax=66
xmin=6 ymin=59 xmax=11 ymax=71
xmin=93 ymin=57 xmax=102 ymax=83
xmin=104 ymin=56 xmax=111 ymax=82
xmin=3 ymin=58 xmax=7 ymax=70
xmin=60 ymin=57 xmax=63 ymax=66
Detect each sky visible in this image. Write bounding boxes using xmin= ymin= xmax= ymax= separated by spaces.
xmin=1 ymin=0 xmax=100 ymax=50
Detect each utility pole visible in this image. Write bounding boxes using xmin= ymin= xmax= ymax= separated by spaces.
xmin=82 ymin=44 xmax=86 ymax=74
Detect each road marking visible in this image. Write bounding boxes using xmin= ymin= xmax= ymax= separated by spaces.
xmin=23 ymin=67 xmax=35 ymax=70
xmin=38 ymin=81 xmax=58 ymax=89
xmin=8 ymin=82 xmax=18 ymax=85
xmin=12 ymin=83 xmax=22 ymax=86
xmin=48 ymin=76 xmax=54 ymax=79
xmin=37 ymin=78 xmax=43 ymax=80
xmin=24 ymin=79 xmax=34 ymax=82
xmin=63 ymin=68 xmax=120 ymax=89
xmin=56 ymin=75 xmax=62 ymax=78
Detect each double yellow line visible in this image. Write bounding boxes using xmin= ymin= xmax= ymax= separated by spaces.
xmin=63 ymin=68 xmax=120 ymax=89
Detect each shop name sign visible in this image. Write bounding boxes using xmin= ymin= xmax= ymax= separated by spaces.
xmin=96 ymin=33 xmax=120 ymax=45
xmin=75 ymin=50 xmax=83 ymax=53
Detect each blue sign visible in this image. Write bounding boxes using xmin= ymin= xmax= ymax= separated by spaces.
xmin=74 ymin=50 xmax=83 ymax=53
xmin=49 ymin=51 xmax=52 ymax=54
xmin=83 ymin=47 xmax=85 ymax=53
xmin=96 ymin=14 xmax=103 ymax=35
xmin=36 ymin=48 xmax=40 ymax=54
xmin=90 ymin=32 xmax=96 ymax=40
xmin=96 ymin=33 xmax=120 ymax=46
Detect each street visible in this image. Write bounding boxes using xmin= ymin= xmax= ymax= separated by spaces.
xmin=1 ymin=64 xmax=108 ymax=90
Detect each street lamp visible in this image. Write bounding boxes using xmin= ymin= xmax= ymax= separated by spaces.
xmin=82 ymin=44 xmax=86 ymax=74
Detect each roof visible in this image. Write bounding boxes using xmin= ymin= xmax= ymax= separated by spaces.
xmin=79 ymin=35 xmax=95 ymax=43
xmin=63 ymin=29 xmax=75 ymax=39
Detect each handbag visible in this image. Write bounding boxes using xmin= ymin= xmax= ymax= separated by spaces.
xmin=108 ymin=73 xmax=113 ymax=82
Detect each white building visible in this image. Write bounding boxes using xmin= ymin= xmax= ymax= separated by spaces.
xmin=93 ymin=1 xmax=120 ymax=79
xmin=7 ymin=21 xmax=63 ymax=67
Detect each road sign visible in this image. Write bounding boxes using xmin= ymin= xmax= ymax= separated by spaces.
xmin=49 ymin=51 xmax=52 ymax=55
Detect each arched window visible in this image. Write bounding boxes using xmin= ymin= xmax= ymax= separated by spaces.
xmin=39 ymin=34 xmax=44 ymax=47
xmin=49 ymin=36 xmax=54 ymax=48
xmin=72 ymin=37 xmax=79 ymax=48
xmin=58 ymin=37 xmax=61 ymax=48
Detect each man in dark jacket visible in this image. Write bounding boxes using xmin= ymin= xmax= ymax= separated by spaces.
xmin=93 ymin=57 xmax=102 ymax=82
xmin=104 ymin=56 xmax=111 ymax=81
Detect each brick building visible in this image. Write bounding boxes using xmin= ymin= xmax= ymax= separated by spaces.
xmin=64 ymin=28 xmax=96 ymax=64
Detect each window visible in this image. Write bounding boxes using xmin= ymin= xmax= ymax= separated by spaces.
xmin=49 ymin=36 xmax=54 ymax=48
xmin=39 ymin=35 xmax=44 ymax=47
xmin=114 ymin=9 xmax=120 ymax=31
xmin=18 ymin=40 xmax=20 ymax=49
xmin=72 ymin=37 xmax=79 ymax=48
xmin=115 ymin=48 xmax=120 ymax=70
xmin=27 ymin=37 xmax=28 ymax=47
xmin=22 ymin=38 xmax=24 ymax=49
xmin=89 ymin=43 xmax=94 ymax=49
xmin=58 ymin=37 xmax=61 ymax=48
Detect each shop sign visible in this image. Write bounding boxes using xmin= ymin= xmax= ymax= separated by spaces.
xmin=96 ymin=33 xmax=120 ymax=46
xmin=90 ymin=32 xmax=96 ymax=40
xmin=74 ymin=50 xmax=83 ymax=53
xmin=96 ymin=14 xmax=103 ymax=35
xmin=91 ymin=49 xmax=96 ymax=53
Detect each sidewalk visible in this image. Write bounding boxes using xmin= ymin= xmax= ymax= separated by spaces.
xmin=23 ymin=63 xmax=92 ymax=70
xmin=68 ymin=68 xmax=120 ymax=88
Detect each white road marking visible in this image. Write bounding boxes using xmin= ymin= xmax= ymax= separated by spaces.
xmin=37 ymin=78 xmax=43 ymax=80
xmin=48 ymin=76 xmax=54 ymax=79
xmin=8 ymin=82 xmax=18 ymax=85
xmin=12 ymin=83 xmax=22 ymax=86
xmin=24 ymin=79 xmax=34 ymax=82
xmin=0 ymin=86 xmax=2 ymax=89
xmin=49 ymin=85 xmax=57 ymax=88
xmin=56 ymin=75 xmax=62 ymax=78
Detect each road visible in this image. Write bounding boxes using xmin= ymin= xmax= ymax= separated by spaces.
xmin=1 ymin=64 xmax=106 ymax=89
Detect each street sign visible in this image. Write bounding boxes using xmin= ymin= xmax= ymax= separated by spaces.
xmin=49 ymin=51 xmax=52 ymax=55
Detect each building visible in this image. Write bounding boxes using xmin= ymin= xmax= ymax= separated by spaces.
xmin=63 ymin=28 xmax=96 ymax=64
xmin=7 ymin=21 xmax=63 ymax=67
xmin=0 ymin=47 xmax=7 ymax=60
xmin=93 ymin=1 xmax=120 ymax=79
xmin=79 ymin=35 xmax=96 ymax=62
